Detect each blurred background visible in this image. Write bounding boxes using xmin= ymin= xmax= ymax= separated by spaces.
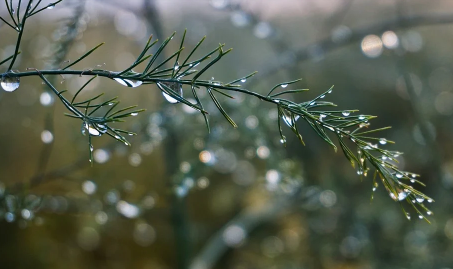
xmin=0 ymin=0 xmax=453 ymax=268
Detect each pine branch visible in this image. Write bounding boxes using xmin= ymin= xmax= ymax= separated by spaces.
xmin=0 ymin=1 xmax=433 ymax=220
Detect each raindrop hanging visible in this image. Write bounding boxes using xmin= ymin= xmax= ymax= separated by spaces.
xmin=1 ymin=73 xmax=20 ymax=92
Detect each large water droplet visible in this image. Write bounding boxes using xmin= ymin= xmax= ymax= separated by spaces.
xmin=116 ymin=200 xmax=140 ymax=218
xmin=418 ymin=215 xmax=423 ymax=219
xmin=282 ymin=114 xmax=300 ymax=127
xmin=427 ymin=211 xmax=432 ymax=215
xmin=379 ymin=138 xmax=387 ymax=145
xmin=358 ymin=115 xmax=366 ymax=120
xmin=82 ymin=180 xmax=97 ymax=195
xmin=1 ymin=75 xmax=20 ymax=92
xmin=41 ymin=130 xmax=54 ymax=144
xmin=157 ymin=82 xmax=183 ymax=104
xmin=130 ymin=112 xmax=138 ymax=116
xmin=21 ymin=209 xmax=32 ymax=220
xmin=416 ymin=196 xmax=424 ymax=203
xmin=281 ymin=84 xmax=288 ymax=88
xmin=427 ymin=199 xmax=433 ymax=203
xmin=83 ymin=122 xmax=107 ymax=136
xmin=114 ymin=78 xmax=143 ymax=88
xmin=40 ymin=92 xmax=54 ymax=106
xmin=342 ymin=111 xmax=350 ymax=116
xmin=241 ymin=79 xmax=246 ymax=83
xmin=398 ymin=191 xmax=408 ymax=200
xmin=396 ymin=173 xmax=403 ymax=178
xmin=389 ymin=190 xmax=408 ymax=201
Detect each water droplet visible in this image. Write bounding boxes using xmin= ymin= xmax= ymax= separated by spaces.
xmin=410 ymin=179 xmax=415 ymax=183
xmin=389 ymin=190 xmax=408 ymax=201
xmin=82 ymin=180 xmax=97 ymax=195
xmin=309 ymin=102 xmax=316 ymax=106
xmin=21 ymin=209 xmax=32 ymax=220
xmin=381 ymin=155 xmax=388 ymax=160
xmin=411 ymin=174 xmax=417 ymax=178
xmin=319 ymin=114 xmax=327 ymax=121
xmin=357 ymin=169 xmax=363 ymax=175
xmin=280 ymin=139 xmax=285 ymax=144
xmin=396 ymin=173 xmax=403 ymax=178
xmin=131 ymin=112 xmax=138 ymax=116
xmin=1 ymin=74 xmax=20 ymax=92
xmin=174 ymin=65 xmax=179 ymax=70
xmin=282 ymin=114 xmax=299 ymax=127
xmin=320 ymin=95 xmax=325 ymax=99
xmin=358 ymin=115 xmax=366 ymax=120
xmin=95 ymin=211 xmax=108 ymax=225
xmin=47 ymin=4 xmax=55 ymax=9
xmin=113 ymin=78 xmax=143 ymax=88
xmin=94 ymin=149 xmax=110 ymax=163
xmin=326 ymin=126 xmax=335 ymax=132
xmin=406 ymin=213 xmax=411 ymax=220
xmin=418 ymin=215 xmax=423 ymax=219
xmin=157 ymin=82 xmax=183 ymax=104
xmin=398 ymin=191 xmax=408 ymax=200
xmin=41 ymin=130 xmax=54 ymax=144
xmin=90 ymin=145 xmax=94 ymax=152
xmin=427 ymin=211 xmax=432 ymax=215
xmin=281 ymin=84 xmax=288 ymax=88
xmin=241 ymin=79 xmax=246 ymax=83
xmin=427 ymin=199 xmax=433 ymax=203
xmin=416 ymin=196 xmax=424 ymax=203
xmin=327 ymin=89 xmax=333 ymax=94
xmin=83 ymin=122 xmax=107 ymax=136
xmin=116 ymin=200 xmax=140 ymax=218
xmin=40 ymin=92 xmax=54 ymax=106
xmin=5 ymin=212 xmax=15 ymax=222
xmin=379 ymin=138 xmax=387 ymax=145
xmin=342 ymin=111 xmax=350 ymax=116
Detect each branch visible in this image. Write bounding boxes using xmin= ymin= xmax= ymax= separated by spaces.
xmin=248 ymin=13 xmax=453 ymax=87
xmin=190 ymin=187 xmax=302 ymax=269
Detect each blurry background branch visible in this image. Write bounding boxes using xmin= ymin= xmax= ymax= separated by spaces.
xmin=248 ymin=13 xmax=453 ymax=88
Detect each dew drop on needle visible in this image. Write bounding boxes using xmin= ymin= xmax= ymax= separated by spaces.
xmin=1 ymin=75 xmax=20 ymax=92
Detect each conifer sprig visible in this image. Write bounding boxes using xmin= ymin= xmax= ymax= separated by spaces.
xmin=0 ymin=0 xmax=432 ymax=220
